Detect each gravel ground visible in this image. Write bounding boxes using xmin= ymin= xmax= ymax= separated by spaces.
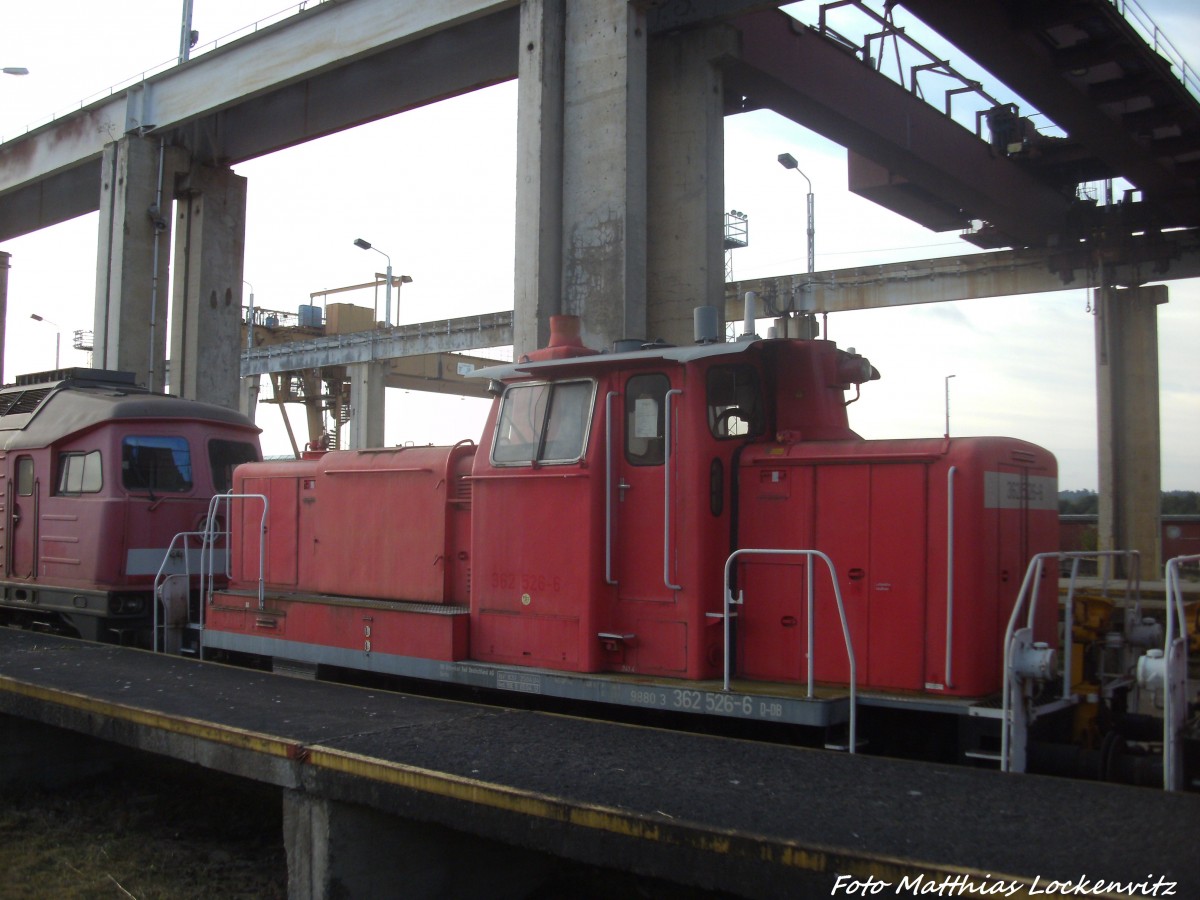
xmin=0 ymin=755 xmax=287 ymax=900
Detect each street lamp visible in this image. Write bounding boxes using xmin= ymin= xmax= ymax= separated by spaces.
xmin=30 ymin=313 xmax=61 ymax=370
xmin=777 ymin=152 xmax=815 ymax=274
xmin=353 ymin=238 xmax=398 ymax=326
xmin=2 ymin=67 xmax=29 ymax=76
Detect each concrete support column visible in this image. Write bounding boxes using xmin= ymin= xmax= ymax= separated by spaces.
xmin=646 ymin=27 xmax=735 ymax=345
xmin=240 ymin=373 xmax=262 ymax=421
xmin=282 ymin=790 xmax=558 ymax=899
xmin=169 ymin=164 xmax=247 ymax=408
xmin=1095 ymin=285 xmax=1165 ymax=575
xmin=513 ymin=0 xmax=566 ymax=357
xmin=559 ymin=0 xmax=647 ymax=350
xmin=347 ymin=361 xmax=385 ymax=449
xmin=94 ymin=137 xmax=185 ymax=391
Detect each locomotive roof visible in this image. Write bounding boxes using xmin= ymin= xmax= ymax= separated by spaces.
xmin=0 ymin=369 xmax=259 ymax=451
xmin=471 ymin=336 xmax=762 ymax=381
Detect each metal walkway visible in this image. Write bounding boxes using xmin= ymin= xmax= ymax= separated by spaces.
xmin=0 ymin=629 xmax=1196 ymax=898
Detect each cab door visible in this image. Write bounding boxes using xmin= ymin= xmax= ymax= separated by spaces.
xmin=10 ymin=456 xmax=37 ymax=579
xmin=614 ymin=372 xmax=676 ymax=603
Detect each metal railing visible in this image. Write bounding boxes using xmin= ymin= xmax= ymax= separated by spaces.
xmin=1109 ymin=0 xmax=1200 ymax=101
xmin=152 ymin=492 xmax=268 ymax=653
xmin=1000 ymin=549 xmax=1142 ymax=773
xmin=720 ymin=548 xmax=857 ymax=753
xmin=1146 ymin=554 xmax=1198 ymax=791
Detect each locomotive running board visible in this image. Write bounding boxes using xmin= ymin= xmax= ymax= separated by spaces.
xmin=200 ymin=630 xmax=850 ymax=729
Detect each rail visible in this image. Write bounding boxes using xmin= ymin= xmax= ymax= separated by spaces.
xmin=720 ymin=549 xmax=856 ymax=753
xmin=1000 ymin=549 xmax=1141 ymax=773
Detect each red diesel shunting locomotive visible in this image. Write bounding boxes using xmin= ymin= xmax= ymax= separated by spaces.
xmin=197 ymin=314 xmax=1101 ymax=777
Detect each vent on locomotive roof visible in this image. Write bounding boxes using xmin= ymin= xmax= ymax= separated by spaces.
xmin=0 ymin=387 xmax=53 ymax=417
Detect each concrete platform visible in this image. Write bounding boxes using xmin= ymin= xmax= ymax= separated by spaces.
xmin=0 ymin=628 xmax=1197 ymax=899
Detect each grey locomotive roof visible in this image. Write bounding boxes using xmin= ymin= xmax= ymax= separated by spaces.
xmin=471 ymin=336 xmax=762 ymax=381
xmin=0 ymin=370 xmax=259 ymax=451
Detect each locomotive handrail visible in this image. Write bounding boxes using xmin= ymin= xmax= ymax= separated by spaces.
xmin=204 ymin=493 xmax=269 ymax=612
xmin=663 ymin=389 xmax=683 ymax=592
xmin=1000 ymin=549 xmax=1141 ymax=774
xmin=944 ymin=466 xmax=956 ymax=689
xmin=721 ymin=548 xmax=857 ymax=754
xmin=1152 ymin=554 xmax=1197 ymax=790
xmin=152 ymin=529 xmax=207 ymax=652
xmin=604 ymin=391 xmax=618 ymax=586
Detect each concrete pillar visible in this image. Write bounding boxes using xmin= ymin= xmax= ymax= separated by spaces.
xmin=282 ymin=790 xmax=559 ymax=899
xmin=94 ymin=137 xmax=185 ymax=391
xmin=240 ymin=373 xmax=262 ymax=421
xmin=513 ymin=0 xmax=566 ymax=357
xmin=646 ymin=27 xmax=735 ymax=346
xmin=347 ymin=361 xmax=385 ymax=449
xmin=559 ymin=0 xmax=647 ymax=350
xmin=1095 ymin=285 xmax=1165 ymax=575
xmin=169 ymin=164 xmax=248 ymax=409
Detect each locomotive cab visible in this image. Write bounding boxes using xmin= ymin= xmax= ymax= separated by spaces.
xmin=468 ymin=331 xmax=882 ymax=681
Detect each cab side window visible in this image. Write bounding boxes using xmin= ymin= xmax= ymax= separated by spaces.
xmin=492 ymin=380 xmax=594 ymax=465
xmin=707 ymin=365 xmax=763 ymax=439
xmin=122 ymin=436 xmax=193 ymax=493
xmin=57 ymin=451 xmax=103 ymax=494
xmin=625 ymin=374 xmax=669 ymax=466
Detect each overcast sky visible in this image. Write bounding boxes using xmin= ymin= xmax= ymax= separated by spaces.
xmin=1 ymin=0 xmax=1197 ymax=489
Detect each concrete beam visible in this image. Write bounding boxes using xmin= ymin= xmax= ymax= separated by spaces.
xmin=724 ymin=238 xmax=1200 ymax=317
xmin=384 ymin=353 xmax=503 ymax=399
xmin=724 ymin=9 xmax=1076 ymax=247
xmin=0 ymin=1 xmax=520 ymax=242
xmin=240 ymin=313 xmax=513 ymax=376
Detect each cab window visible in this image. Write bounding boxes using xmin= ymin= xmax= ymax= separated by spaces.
xmin=707 ymin=365 xmax=763 ymax=439
xmin=625 ymin=374 xmax=670 ymax=466
xmin=58 ymin=450 xmax=103 ymax=494
xmin=122 ymin=436 xmax=193 ymax=493
xmin=492 ymin=380 xmax=594 ymax=465
xmin=208 ymin=439 xmax=260 ymax=494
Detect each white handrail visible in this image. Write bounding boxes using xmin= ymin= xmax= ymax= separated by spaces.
xmin=663 ymin=389 xmax=682 ymax=591
xmin=722 ymin=548 xmax=857 ymax=753
xmin=1160 ymin=554 xmax=1198 ymax=790
xmin=944 ymin=465 xmax=956 ymax=688
xmin=1000 ymin=549 xmax=1140 ymax=773
xmin=604 ymin=391 xmax=618 ymax=586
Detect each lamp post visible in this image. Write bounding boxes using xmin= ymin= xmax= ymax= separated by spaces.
xmin=30 ymin=313 xmax=61 ymax=370
xmin=353 ymin=238 xmax=397 ymax=326
xmin=944 ymin=374 xmax=956 ymax=438
xmin=777 ymin=152 xmax=815 ymax=274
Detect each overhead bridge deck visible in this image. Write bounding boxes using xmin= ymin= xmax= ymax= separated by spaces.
xmin=0 ymin=629 xmax=1196 ymax=899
